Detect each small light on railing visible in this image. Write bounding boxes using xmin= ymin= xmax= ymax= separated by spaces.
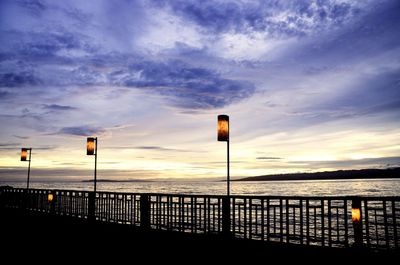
xmin=48 ymin=193 xmax=54 ymax=203
xmin=352 ymin=200 xmax=361 ymax=224
xmin=87 ymin=137 xmax=95 ymax=155
xmin=21 ymin=148 xmax=28 ymax=161
xmin=217 ymin=115 xmax=229 ymax=142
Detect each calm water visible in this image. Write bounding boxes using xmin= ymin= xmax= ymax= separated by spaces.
xmin=1 ymin=179 xmax=400 ymax=196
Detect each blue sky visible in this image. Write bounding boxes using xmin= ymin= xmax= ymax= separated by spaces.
xmin=0 ymin=0 xmax=399 ymax=181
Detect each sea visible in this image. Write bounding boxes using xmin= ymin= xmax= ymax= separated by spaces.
xmin=1 ymin=178 xmax=400 ymax=197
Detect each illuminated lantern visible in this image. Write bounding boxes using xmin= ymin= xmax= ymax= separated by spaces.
xmin=21 ymin=148 xmax=28 ymax=161
xmin=48 ymin=193 xmax=54 ymax=203
xmin=87 ymin=137 xmax=95 ymax=155
xmin=352 ymin=198 xmax=363 ymax=247
xmin=352 ymin=200 xmax=361 ymax=225
xmin=217 ymin=115 xmax=229 ymax=142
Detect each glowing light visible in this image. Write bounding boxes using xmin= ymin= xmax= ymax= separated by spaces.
xmin=352 ymin=207 xmax=361 ymax=224
xmin=218 ymin=115 xmax=229 ymax=142
xmin=352 ymin=199 xmax=361 ymax=224
xmin=87 ymin=137 xmax=95 ymax=155
xmin=48 ymin=193 xmax=54 ymax=203
xmin=21 ymin=148 xmax=28 ymax=161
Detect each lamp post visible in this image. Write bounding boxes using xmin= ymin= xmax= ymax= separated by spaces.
xmin=48 ymin=191 xmax=55 ymax=214
xmin=87 ymin=137 xmax=98 ymax=194
xmin=21 ymin=148 xmax=32 ymax=190
xmin=352 ymin=198 xmax=363 ymax=247
xmin=218 ymin=115 xmax=230 ymax=196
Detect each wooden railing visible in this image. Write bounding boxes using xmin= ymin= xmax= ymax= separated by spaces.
xmin=1 ymin=187 xmax=398 ymax=250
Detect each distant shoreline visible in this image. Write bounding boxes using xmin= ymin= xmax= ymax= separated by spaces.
xmin=81 ymin=179 xmax=153 ymax=183
xmin=234 ymin=168 xmax=400 ymax=182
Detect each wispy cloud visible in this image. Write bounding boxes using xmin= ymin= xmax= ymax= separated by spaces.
xmin=42 ymin=104 xmax=77 ymax=111
xmin=288 ymin=157 xmax=400 ymax=170
xmin=134 ymin=146 xmax=190 ymax=152
xmin=57 ymin=126 xmax=105 ymax=136
xmin=0 ymin=167 xmax=163 ymax=181
xmin=13 ymin=135 xmax=29 ymax=140
xmin=256 ymin=157 xmax=282 ymax=160
xmin=0 ymin=142 xmax=20 ymax=147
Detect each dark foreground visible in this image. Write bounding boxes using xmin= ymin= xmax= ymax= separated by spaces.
xmin=1 ymin=208 xmax=398 ymax=262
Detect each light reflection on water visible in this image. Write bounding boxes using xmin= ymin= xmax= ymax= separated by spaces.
xmin=1 ymin=178 xmax=400 ymax=196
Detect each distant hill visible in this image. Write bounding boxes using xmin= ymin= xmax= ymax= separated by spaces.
xmin=235 ymin=168 xmax=400 ymax=182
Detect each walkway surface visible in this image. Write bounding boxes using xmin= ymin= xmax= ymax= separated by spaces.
xmin=1 ymin=208 xmax=398 ymax=262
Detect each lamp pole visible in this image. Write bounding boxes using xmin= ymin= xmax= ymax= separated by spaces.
xmin=86 ymin=137 xmax=98 ymax=221
xmin=218 ymin=115 xmax=230 ymax=196
xmin=94 ymin=137 xmax=97 ymax=194
xmin=87 ymin=137 xmax=98 ymax=194
xmin=21 ymin=148 xmax=32 ymax=190
xmin=227 ymin=137 xmax=230 ymax=197
xmin=27 ymin=148 xmax=32 ymax=190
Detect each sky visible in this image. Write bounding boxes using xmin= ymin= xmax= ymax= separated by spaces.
xmin=0 ymin=0 xmax=399 ymax=181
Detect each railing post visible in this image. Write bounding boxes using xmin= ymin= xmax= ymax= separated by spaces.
xmin=88 ymin=192 xmax=95 ymax=222
xmin=49 ymin=191 xmax=56 ymax=215
xmin=352 ymin=198 xmax=363 ymax=248
xmin=222 ymin=196 xmax=231 ymax=236
xmin=140 ymin=194 xmax=150 ymax=230
xmin=23 ymin=189 xmax=29 ymax=210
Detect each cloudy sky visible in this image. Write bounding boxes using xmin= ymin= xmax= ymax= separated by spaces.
xmin=0 ymin=0 xmax=399 ymax=181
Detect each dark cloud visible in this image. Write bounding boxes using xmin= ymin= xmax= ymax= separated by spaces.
xmin=17 ymin=0 xmax=46 ymax=13
xmin=13 ymin=30 xmax=91 ymax=60
xmin=0 ymin=72 xmax=41 ymax=87
xmin=288 ymin=1 xmax=400 ymax=65
xmin=0 ymin=143 xmax=20 ymax=147
xmin=42 ymin=104 xmax=77 ymax=111
xmin=13 ymin=135 xmax=30 ymax=140
xmin=1 ymin=36 xmax=253 ymax=109
xmin=117 ymin=60 xmax=255 ymax=108
xmin=289 ymin=157 xmax=400 ymax=169
xmin=154 ymin=0 xmax=357 ymax=36
xmin=0 ymin=91 xmax=13 ymax=100
xmin=58 ymin=126 xmax=105 ymax=136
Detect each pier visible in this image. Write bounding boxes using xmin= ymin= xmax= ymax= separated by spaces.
xmin=1 ymin=186 xmax=399 ymax=259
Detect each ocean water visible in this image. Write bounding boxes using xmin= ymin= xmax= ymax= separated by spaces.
xmin=1 ymin=178 xmax=400 ymax=197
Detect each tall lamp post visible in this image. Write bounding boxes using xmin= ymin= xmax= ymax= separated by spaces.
xmin=87 ymin=137 xmax=98 ymax=194
xmin=21 ymin=148 xmax=32 ymax=190
xmin=218 ymin=115 xmax=230 ymax=196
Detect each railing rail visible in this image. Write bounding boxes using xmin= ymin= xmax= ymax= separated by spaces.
xmin=0 ymin=187 xmax=398 ymax=250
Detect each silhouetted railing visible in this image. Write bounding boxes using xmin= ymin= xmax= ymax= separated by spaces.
xmin=1 ymin=187 xmax=398 ymax=250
